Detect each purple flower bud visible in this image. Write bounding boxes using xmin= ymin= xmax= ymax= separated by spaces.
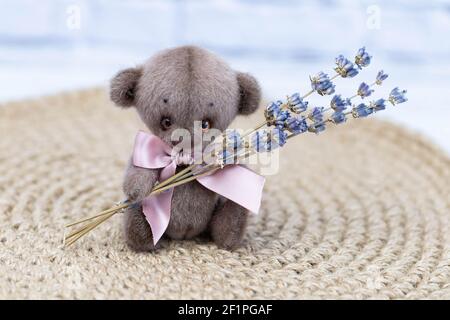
xmin=355 ymin=47 xmax=371 ymax=69
xmin=308 ymin=122 xmax=326 ymax=134
xmin=272 ymin=128 xmax=288 ymax=148
xmin=219 ymin=150 xmax=235 ymax=165
xmin=310 ymin=72 xmax=335 ymax=96
xmin=357 ymin=82 xmax=374 ymax=99
xmin=331 ymin=112 xmax=347 ymax=124
xmin=307 ymin=107 xmax=326 ymax=134
xmin=274 ymin=109 xmax=291 ymax=128
xmin=251 ymin=130 xmax=266 ymax=152
xmin=389 ymin=87 xmax=408 ymax=105
xmin=264 ymin=100 xmax=282 ymax=121
xmin=335 ymin=55 xmax=359 ymax=78
xmin=330 ymin=94 xmax=351 ymax=112
xmin=375 ymin=70 xmax=388 ymax=85
xmin=369 ymin=99 xmax=386 ymax=112
xmin=251 ymin=128 xmax=288 ymax=152
xmin=288 ymin=93 xmax=308 ymax=113
xmin=285 ymin=116 xmax=308 ymax=135
xmin=225 ymin=130 xmax=242 ymax=150
xmin=352 ymin=103 xmax=373 ymax=118
xmin=308 ymin=107 xmax=325 ymax=123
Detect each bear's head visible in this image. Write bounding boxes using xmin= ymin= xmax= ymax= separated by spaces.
xmin=110 ymin=46 xmax=261 ymax=153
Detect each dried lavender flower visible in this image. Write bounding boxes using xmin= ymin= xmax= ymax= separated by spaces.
xmin=272 ymin=128 xmax=288 ymax=148
xmin=331 ymin=111 xmax=347 ymax=124
xmin=251 ymin=128 xmax=288 ymax=152
xmin=330 ymin=94 xmax=351 ymax=112
xmin=307 ymin=107 xmax=326 ymax=133
xmin=225 ymin=130 xmax=242 ymax=150
xmin=274 ymin=109 xmax=291 ymax=128
xmin=308 ymin=107 xmax=325 ymax=122
xmin=355 ymin=47 xmax=371 ymax=69
xmin=375 ymin=70 xmax=388 ymax=85
xmin=352 ymin=103 xmax=373 ymax=118
xmin=218 ymin=149 xmax=235 ymax=165
xmin=310 ymin=72 xmax=335 ymax=96
xmin=335 ymin=55 xmax=359 ymax=78
xmin=264 ymin=100 xmax=282 ymax=121
xmin=308 ymin=122 xmax=326 ymax=134
xmin=288 ymin=93 xmax=309 ymax=113
xmin=357 ymin=82 xmax=374 ymax=99
xmin=285 ymin=116 xmax=308 ymax=135
xmin=251 ymin=130 xmax=266 ymax=152
xmin=369 ymin=98 xmax=386 ymax=112
xmin=388 ymin=87 xmax=408 ymax=105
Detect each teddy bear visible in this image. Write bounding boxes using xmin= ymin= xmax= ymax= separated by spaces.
xmin=109 ymin=46 xmax=261 ymax=251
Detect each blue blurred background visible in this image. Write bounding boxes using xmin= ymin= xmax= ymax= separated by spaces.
xmin=1 ymin=0 xmax=449 ymax=152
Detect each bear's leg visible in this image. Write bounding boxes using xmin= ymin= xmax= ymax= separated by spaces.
xmin=123 ymin=204 xmax=156 ymax=252
xmin=210 ymin=200 xmax=248 ymax=250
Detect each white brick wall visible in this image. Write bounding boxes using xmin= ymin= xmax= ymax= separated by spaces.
xmin=0 ymin=0 xmax=449 ymax=152
xmin=1 ymin=0 xmax=449 ymax=58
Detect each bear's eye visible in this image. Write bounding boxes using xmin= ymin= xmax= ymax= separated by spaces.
xmin=163 ymin=98 xmax=168 ymax=104
xmin=160 ymin=116 xmax=172 ymax=131
xmin=125 ymin=89 xmax=134 ymax=99
xmin=201 ymin=119 xmax=211 ymax=132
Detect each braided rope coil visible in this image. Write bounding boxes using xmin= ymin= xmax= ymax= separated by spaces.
xmin=0 ymin=89 xmax=449 ymax=299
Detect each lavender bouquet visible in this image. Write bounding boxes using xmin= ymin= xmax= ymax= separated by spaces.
xmin=64 ymin=47 xmax=408 ymax=246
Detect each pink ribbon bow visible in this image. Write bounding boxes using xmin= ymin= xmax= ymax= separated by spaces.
xmin=132 ymin=131 xmax=265 ymax=245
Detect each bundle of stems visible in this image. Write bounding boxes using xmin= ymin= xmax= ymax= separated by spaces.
xmin=63 ymin=141 xmax=252 ymax=247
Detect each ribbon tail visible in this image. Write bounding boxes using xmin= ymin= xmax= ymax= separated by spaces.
xmin=142 ymin=189 xmax=173 ymax=245
xmin=141 ymin=161 xmax=177 ymax=245
xmin=197 ymin=165 xmax=265 ymax=214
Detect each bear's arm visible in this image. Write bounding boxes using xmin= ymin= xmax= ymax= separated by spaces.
xmin=122 ymin=157 xmax=159 ymax=203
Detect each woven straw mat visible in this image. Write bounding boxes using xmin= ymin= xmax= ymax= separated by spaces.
xmin=1 ymin=89 xmax=449 ymax=299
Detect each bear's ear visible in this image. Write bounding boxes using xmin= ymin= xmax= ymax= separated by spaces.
xmin=110 ymin=67 xmax=142 ymax=107
xmin=237 ymin=72 xmax=261 ymax=115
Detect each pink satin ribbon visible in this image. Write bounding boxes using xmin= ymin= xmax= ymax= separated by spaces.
xmin=132 ymin=131 xmax=265 ymax=245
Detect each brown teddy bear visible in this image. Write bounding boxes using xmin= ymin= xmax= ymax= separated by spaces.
xmin=110 ymin=46 xmax=261 ymax=252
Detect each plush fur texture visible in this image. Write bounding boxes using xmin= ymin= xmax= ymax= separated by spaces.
xmin=110 ymin=46 xmax=261 ymax=251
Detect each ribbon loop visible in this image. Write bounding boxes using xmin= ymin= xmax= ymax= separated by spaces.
xmin=197 ymin=165 xmax=265 ymax=214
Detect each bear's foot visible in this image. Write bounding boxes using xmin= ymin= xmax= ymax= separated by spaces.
xmin=210 ymin=200 xmax=248 ymax=250
xmin=123 ymin=204 xmax=157 ymax=252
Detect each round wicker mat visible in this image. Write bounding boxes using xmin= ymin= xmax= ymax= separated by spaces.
xmin=0 ymin=89 xmax=449 ymax=299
